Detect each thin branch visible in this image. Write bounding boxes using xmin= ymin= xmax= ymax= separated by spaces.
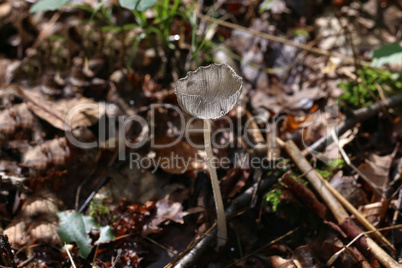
xmin=331 ymin=129 xmax=382 ymax=195
xmin=65 ymin=243 xmax=77 ymax=268
xmin=225 ymin=227 xmax=300 ymax=268
xmin=308 ymin=93 xmax=402 ymax=153
xmin=327 ymin=225 xmax=402 ymax=266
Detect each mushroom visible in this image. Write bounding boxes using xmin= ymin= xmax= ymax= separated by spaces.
xmin=175 ymin=63 xmax=243 ymax=248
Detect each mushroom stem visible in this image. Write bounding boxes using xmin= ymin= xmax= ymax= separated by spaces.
xmin=203 ymin=119 xmax=227 ymax=249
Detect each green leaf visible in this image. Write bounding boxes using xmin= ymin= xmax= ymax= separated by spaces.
xmin=57 ymin=210 xmax=92 ymax=258
xmin=29 ymin=0 xmax=70 ymax=13
xmin=118 ymin=0 xmax=158 ymax=11
xmin=371 ymin=43 xmax=402 ymax=67
xmin=57 ymin=210 xmax=115 ymax=258
xmin=96 ymin=225 xmax=115 ymax=245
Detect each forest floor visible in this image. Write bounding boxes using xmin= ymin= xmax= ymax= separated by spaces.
xmin=1 ymin=0 xmax=402 ymax=267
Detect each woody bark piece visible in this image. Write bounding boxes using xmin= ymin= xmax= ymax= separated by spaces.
xmin=340 ymin=218 xmax=372 ymax=261
xmin=280 ymin=172 xmax=327 ymax=219
xmin=283 ymin=139 xmax=399 ymax=268
xmin=316 ymin=172 xmax=397 ymax=254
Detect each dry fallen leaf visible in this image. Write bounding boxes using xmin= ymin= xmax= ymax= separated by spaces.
xmin=29 ymin=220 xmax=61 ymax=245
xmin=330 ymin=171 xmax=368 ymax=208
xmin=266 ymin=256 xmax=297 ymax=268
xmin=23 ymin=136 xmax=70 ymax=170
xmin=220 ymin=168 xmax=250 ymax=199
xmin=46 ymin=137 xmax=70 ymax=166
xmin=21 ymin=191 xmax=63 ymax=219
xmin=23 ymin=144 xmax=49 ymax=170
xmin=358 ymin=202 xmax=383 ymax=227
xmin=0 ymin=108 xmax=17 ymax=135
xmin=0 ymin=59 xmax=20 ymax=86
xmin=20 ymin=88 xmax=102 ymax=131
xmin=3 ymin=220 xmax=28 ymax=247
xmin=358 ymin=153 xmax=393 ymax=190
xmin=154 ymin=138 xmax=204 ymax=174
xmin=145 ymin=199 xmax=188 ymax=234
xmin=15 ymin=103 xmax=35 ymax=130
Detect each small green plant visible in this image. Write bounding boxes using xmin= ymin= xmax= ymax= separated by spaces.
xmin=264 ymin=174 xmax=308 ymax=212
xmin=338 ymin=66 xmax=402 ymax=108
xmin=293 ymin=28 xmax=310 ymax=37
xmin=265 ymin=188 xmax=282 ymax=212
xmin=315 ymin=159 xmax=344 ymax=179
xmin=329 ymin=159 xmax=344 ymax=169
xmin=121 ymin=0 xmax=209 ymax=70
xmin=89 ymin=199 xmax=112 ymax=224
xmin=263 ymin=177 xmax=325 ymax=240
xmin=259 ymin=0 xmax=275 ymax=13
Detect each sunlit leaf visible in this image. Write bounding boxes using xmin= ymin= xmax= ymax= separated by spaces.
xmin=57 ymin=210 xmax=92 ymax=258
xmin=371 ymin=43 xmax=402 ymax=67
xmin=118 ymin=0 xmax=158 ymax=11
xmin=57 ymin=210 xmax=115 ymax=258
xmin=30 ymin=0 xmax=70 ymax=13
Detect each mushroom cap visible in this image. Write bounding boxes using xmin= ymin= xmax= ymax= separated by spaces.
xmin=175 ymin=63 xmax=243 ymax=119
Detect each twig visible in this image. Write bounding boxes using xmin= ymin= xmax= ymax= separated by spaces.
xmin=331 ymin=129 xmax=382 ymax=195
xmin=92 ymin=243 xmax=100 ymax=268
xmin=165 ymin=222 xmax=217 ymax=268
xmin=327 ymin=224 xmax=402 ymax=266
xmin=78 ymin=176 xmax=110 ymax=213
xmin=308 ymin=93 xmax=402 ymax=153
xmin=142 ymin=235 xmax=177 ymax=256
xmin=225 ymin=227 xmax=300 ymax=268
xmin=65 ymin=243 xmax=77 ymax=268
xmin=111 ymin=249 xmax=122 ymax=268
xmin=16 ymin=256 xmax=35 ymax=268
xmin=282 ymin=139 xmax=400 ymax=267
xmin=31 ymin=12 xmax=61 ymax=50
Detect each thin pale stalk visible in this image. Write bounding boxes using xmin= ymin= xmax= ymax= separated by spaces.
xmin=204 ymin=119 xmax=227 ymax=249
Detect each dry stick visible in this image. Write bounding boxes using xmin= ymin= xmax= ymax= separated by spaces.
xmin=166 ymin=222 xmax=217 ymax=268
xmin=309 ymin=93 xmax=402 ymax=153
xmin=226 ymin=227 xmax=300 ymax=268
xmin=65 ymin=243 xmax=77 ymax=268
xmin=204 ymin=119 xmax=227 ymax=249
xmin=328 ymin=225 xmax=402 ymax=266
xmin=282 ymin=139 xmax=400 ymax=268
